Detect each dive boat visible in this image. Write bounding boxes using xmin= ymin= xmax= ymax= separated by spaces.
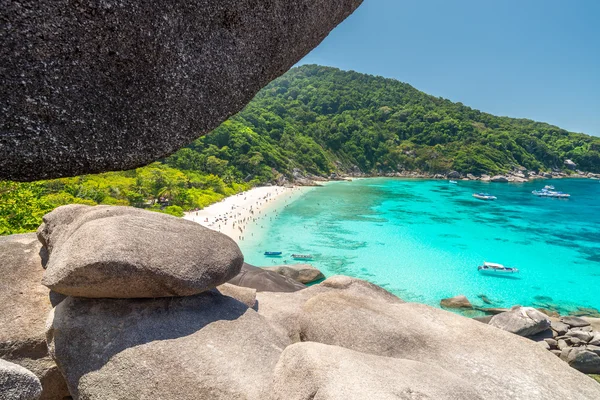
xmin=532 ymin=188 xmax=570 ymax=198
xmin=472 ymin=193 xmax=497 ymax=200
xmin=478 ymin=261 xmax=519 ymax=275
xmin=544 ymin=185 xmax=555 ymax=190
xmin=264 ymin=251 xmax=282 ymax=257
xmin=292 ymin=254 xmax=314 ymax=260
xmin=449 ymin=180 xmax=458 ymax=184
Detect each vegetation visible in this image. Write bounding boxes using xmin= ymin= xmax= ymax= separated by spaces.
xmin=2 ymin=64 xmax=599 ymax=235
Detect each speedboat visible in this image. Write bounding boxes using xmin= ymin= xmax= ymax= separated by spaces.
xmin=478 ymin=261 xmax=519 ymax=275
xmin=472 ymin=193 xmax=497 ymax=200
xmin=449 ymin=180 xmax=458 ymax=184
xmin=264 ymin=251 xmax=282 ymax=257
xmin=292 ymin=254 xmax=314 ymax=260
xmin=532 ymin=188 xmax=570 ymax=198
xmin=544 ymin=185 xmax=555 ymax=190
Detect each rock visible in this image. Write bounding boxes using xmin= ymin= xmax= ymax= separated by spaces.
xmin=447 ymin=171 xmax=461 ymax=179
xmin=256 ymin=276 xmax=403 ymax=341
xmin=1 ymin=0 xmax=363 ymax=181
xmin=566 ymin=330 xmax=594 ymax=343
xmin=543 ymin=173 xmax=553 ymax=178
xmin=440 ymin=295 xmax=472 ymax=309
xmin=538 ymin=341 xmax=551 ymax=350
xmin=557 ymin=339 xmax=569 ymax=350
xmin=526 ymin=329 xmax=554 ymax=342
xmin=551 ymin=320 xmax=570 ymax=335
xmin=229 ymin=263 xmax=306 ymax=292
xmin=297 ymin=294 xmax=600 ymax=398
xmin=467 ymin=173 xmax=477 ymax=180
xmin=583 ymin=317 xmax=600 ymax=332
xmin=590 ymin=333 xmax=600 ymax=346
xmin=480 ymin=174 xmax=491 ymax=182
xmin=560 ymin=347 xmax=574 ymax=361
xmin=570 ymin=337 xmax=582 ymax=346
xmin=479 ymin=307 xmax=511 ymax=315
xmin=46 ymin=291 xmax=289 ymax=400
xmin=564 ymin=159 xmax=577 ymax=169
xmin=566 ymin=348 xmax=600 ymax=374
xmin=39 ymin=205 xmax=243 ymax=298
xmin=214 ymin=283 xmax=256 ymax=308
xmin=262 ymin=264 xmax=325 ymax=284
xmin=0 ymin=234 xmax=70 ymax=400
xmin=537 ymin=308 xmax=560 ymax=318
xmin=561 ymin=316 xmax=591 ymax=328
xmin=0 ymin=359 xmax=42 ymax=400
xmin=473 ymin=316 xmax=493 ymax=324
xmin=477 ymin=294 xmax=493 ymax=304
xmin=270 ymin=342 xmax=484 ymax=400
xmin=550 ymin=350 xmax=562 ymax=357
xmin=572 ymin=326 xmax=593 ymax=332
xmin=588 ymin=345 xmax=600 ymax=356
xmin=544 ymin=338 xmax=558 ymax=348
xmin=489 ymin=306 xmax=551 ymax=337
xmin=491 ymin=175 xmax=509 ymax=182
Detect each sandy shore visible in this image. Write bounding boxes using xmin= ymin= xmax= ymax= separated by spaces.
xmin=184 ymin=185 xmax=307 ymax=243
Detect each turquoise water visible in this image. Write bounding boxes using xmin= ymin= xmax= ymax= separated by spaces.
xmin=240 ymin=179 xmax=600 ymax=314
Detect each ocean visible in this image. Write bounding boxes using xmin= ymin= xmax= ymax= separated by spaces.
xmin=239 ymin=178 xmax=600 ymax=315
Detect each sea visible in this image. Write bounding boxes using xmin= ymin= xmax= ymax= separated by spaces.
xmin=239 ymin=178 xmax=600 ymax=315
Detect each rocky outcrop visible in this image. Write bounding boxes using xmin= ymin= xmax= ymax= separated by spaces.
xmin=47 ymin=292 xmax=289 ymax=400
xmin=263 ymin=264 xmax=325 ymax=284
xmin=440 ymin=295 xmax=473 ymax=309
xmin=491 ymin=175 xmax=509 ymax=182
xmin=0 ymin=359 xmax=42 ymax=400
xmin=270 ymin=342 xmax=483 ymax=400
xmin=562 ymin=316 xmax=592 ymax=328
xmin=1 ymin=0 xmax=363 ymax=181
xmin=489 ymin=306 xmax=551 ymax=336
xmin=39 ymin=205 xmax=243 ymax=298
xmin=229 ymin=263 xmax=306 ymax=292
xmin=0 ymin=234 xmax=69 ymax=400
xmin=214 ymin=283 xmax=257 ymax=308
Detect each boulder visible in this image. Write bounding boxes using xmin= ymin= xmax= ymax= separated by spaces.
xmin=480 ymin=174 xmax=492 ymax=182
xmin=491 ymin=175 xmax=509 ymax=183
xmin=566 ymin=348 xmax=600 ymax=374
xmin=214 ymin=283 xmax=257 ymax=308
xmin=566 ymin=330 xmax=594 ymax=343
xmin=551 ymin=320 xmax=570 ymax=336
xmin=229 ymin=263 xmax=306 ymax=292
xmin=440 ymin=295 xmax=472 ymax=309
xmin=270 ymin=342 xmax=484 ymax=400
xmin=561 ymin=316 xmax=591 ymax=328
xmin=447 ymin=171 xmax=461 ymax=179
xmin=39 ymin=205 xmax=243 ymax=298
xmin=489 ymin=306 xmax=551 ymax=337
xmin=0 ymin=359 xmax=42 ymax=400
xmin=1 ymin=0 xmax=363 ymax=181
xmin=263 ymin=264 xmax=325 ymax=284
xmin=467 ymin=173 xmax=477 ymax=180
xmin=298 ymin=294 xmax=600 ymax=399
xmin=479 ymin=307 xmax=511 ymax=315
xmin=46 ymin=291 xmax=289 ymax=400
xmin=590 ymin=333 xmax=600 ymax=346
xmin=0 ymin=234 xmax=70 ymax=400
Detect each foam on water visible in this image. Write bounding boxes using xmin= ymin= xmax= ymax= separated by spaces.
xmin=240 ymin=178 xmax=600 ymax=313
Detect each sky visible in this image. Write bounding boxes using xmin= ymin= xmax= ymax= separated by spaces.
xmin=299 ymin=0 xmax=600 ymax=136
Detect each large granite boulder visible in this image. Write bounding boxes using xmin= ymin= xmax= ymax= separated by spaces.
xmin=0 ymin=234 xmax=70 ymax=400
xmin=297 ymin=292 xmax=600 ymax=399
xmin=46 ymin=291 xmax=289 ymax=400
xmin=489 ymin=306 xmax=551 ymax=337
xmin=39 ymin=205 xmax=243 ymax=298
xmin=566 ymin=347 xmax=600 ymax=374
xmin=0 ymin=359 xmax=42 ymax=400
xmin=1 ymin=0 xmax=363 ymax=181
xmin=270 ymin=342 xmax=483 ymax=400
xmin=229 ymin=263 xmax=306 ymax=292
xmin=561 ymin=316 xmax=592 ymax=328
xmin=263 ymin=264 xmax=325 ymax=284
xmin=214 ymin=283 xmax=257 ymax=308
xmin=440 ymin=295 xmax=473 ymax=309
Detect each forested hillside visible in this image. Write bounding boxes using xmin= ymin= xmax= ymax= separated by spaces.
xmin=2 ymin=65 xmax=599 ymax=234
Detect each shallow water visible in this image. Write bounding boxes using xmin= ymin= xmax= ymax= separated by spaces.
xmin=240 ymin=178 xmax=600 ymax=313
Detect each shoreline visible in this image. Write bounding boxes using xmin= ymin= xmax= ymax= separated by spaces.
xmin=184 ymin=185 xmax=313 ymax=243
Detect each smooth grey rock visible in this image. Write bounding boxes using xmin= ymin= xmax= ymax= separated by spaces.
xmin=298 ymin=294 xmax=600 ymax=399
xmin=538 ymin=341 xmax=551 ymax=350
xmin=550 ymin=350 xmax=562 ymax=357
xmin=473 ymin=316 xmax=493 ymax=324
xmin=587 ymin=344 xmax=600 ymax=356
xmin=1 ymin=0 xmax=363 ymax=181
xmin=46 ymin=291 xmax=289 ymax=399
xmin=561 ymin=316 xmax=591 ymax=328
xmin=440 ymin=295 xmax=473 ymax=309
xmin=557 ymin=339 xmax=569 ymax=351
xmin=214 ymin=283 xmax=256 ymax=308
xmin=229 ymin=263 xmax=306 ymax=293
xmin=571 ymin=326 xmax=594 ymax=332
xmin=39 ymin=205 xmax=243 ymax=298
xmin=544 ymin=338 xmax=558 ymax=348
xmin=270 ymin=342 xmax=484 ymax=400
xmin=262 ymin=264 xmax=325 ymax=284
xmin=589 ymin=332 xmax=600 ymax=346
xmin=491 ymin=175 xmax=509 ymax=182
xmin=0 ymin=234 xmax=70 ymax=400
xmin=447 ymin=171 xmax=461 ymax=179
xmin=489 ymin=307 xmax=551 ymax=337
xmin=566 ymin=330 xmax=594 ymax=343
xmin=0 ymin=359 xmax=42 ymax=400
xmin=551 ymin=320 xmax=570 ymax=335
xmin=566 ymin=348 xmax=600 ymax=374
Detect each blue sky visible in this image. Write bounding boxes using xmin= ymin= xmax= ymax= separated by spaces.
xmin=299 ymin=0 xmax=600 ymax=136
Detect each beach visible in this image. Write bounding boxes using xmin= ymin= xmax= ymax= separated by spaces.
xmin=184 ymin=185 xmax=310 ymax=243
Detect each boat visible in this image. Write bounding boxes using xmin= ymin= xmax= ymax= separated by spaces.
xmin=544 ymin=185 xmax=555 ymax=190
xmin=478 ymin=261 xmax=519 ymax=275
xmin=532 ymin=188 xmax=570 ymax=198
xmin=472 ymin=193 xmax=497 ymax=200
xmin=449 ymin=180 xmax=458 ymax=184
xmin=292 ymin=254 xmax=314 ymax=260
xmin=264 ymin=251 xmax=282 ymax=257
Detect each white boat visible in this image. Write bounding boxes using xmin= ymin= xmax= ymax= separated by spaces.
xmin=292 ymin=254 xmax=314 ymax=260
xmin=472 ymin=193 xmax=497 ymax=200
xmin=532 ymin=188 xmax=570 ymax=198
xmin=544 ymin=185 xmax=555 ymax=190
xmin=449 ymin=180 xmax=458 ymax=184
xmin=478 ymin=262 xmax=519 ymax=275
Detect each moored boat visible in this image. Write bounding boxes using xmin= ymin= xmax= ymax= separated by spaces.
xmin=478 ymin=261 xmax=519 ymax=275
xmin=292 ymin=254 xmax=314 ymax=260
xmin=472 ymin=193 xmax=497 ymax=200
xmin=449 ymin=180 xmax=458 ymax=184
xmin=544 ymin=185 xmax=555 ymax=190
xmin=264 ymin=251 xmax=282 ymax=256
xmin=532 ymin=188 xmax=570 ymax=198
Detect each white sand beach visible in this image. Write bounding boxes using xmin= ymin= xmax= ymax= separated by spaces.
xmin=184 ymin=185 xmax=308 ymax=243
